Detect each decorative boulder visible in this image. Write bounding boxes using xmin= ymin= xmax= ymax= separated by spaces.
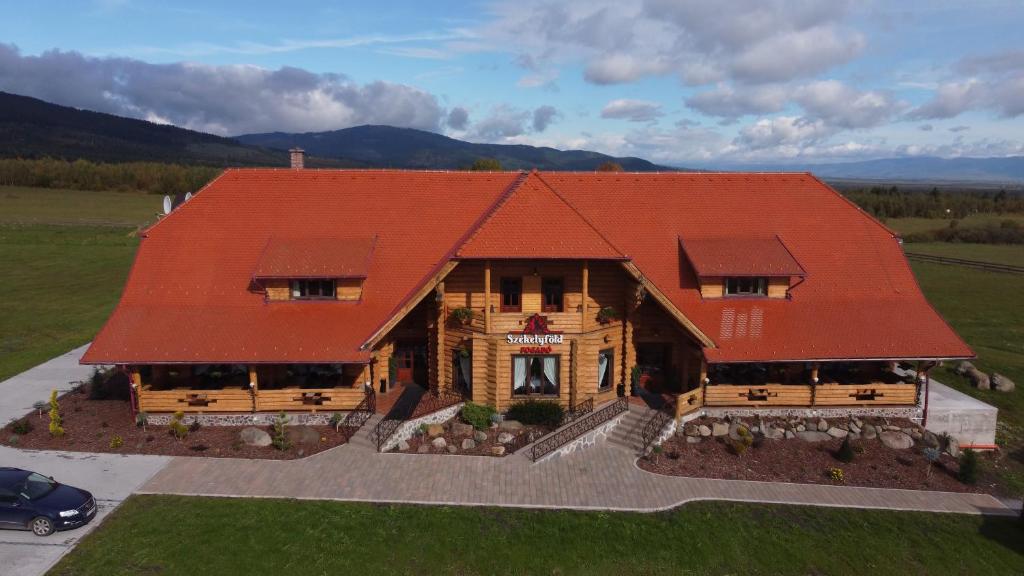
xmin=848 ymin=422 xmax=862 ymax=435
xmin=711 ymin=422 xmax=729 ymax=437
xmin=417 ymin=444 xmax=431 ymax=453
xmin=945 ymin=436 xmax=960 ymax=458
xmin=686 ymin=436 xmax=702 ymax=444
xmin=285 ymin=425 xmax=321 ymax=446
xmin=698 ymin=424 xmax=712 ymax=437
xmin=499 ymin=420 xmax=524 ymax=431
xmin=992 ymin=373 xmax=1015 ymax=393
xmin=955 ymin=361 xmax=975 ymax=376
xmin=796 ymin=424 xmax=806 ymax=432
xmin=922 ymin=431 xmax=941 ymax=449
xmin=239 ymin=426 xmax=271 ymax=447
xmin=784 ymin=430 xmax=795 ymax=439
xmin=817 ymin=419 xmax=829 ymax=432
xmin=966 ymin=367 xmax=991 ymax=390
xmin=879 ymin=431 xmax=914 ymax=449
xmin=863 ymin=425 xmax=878 ymax=440
xmin=451 ymin=421 xmax=474 ymax=436
xmin=426 ymin=424 xmax=445 ymax=438
xmin=397 ymin=439 xmax=410 ymax=451
xmin=490 ymin=446 xmax=506 ymax=456
xmin=431 ymin=436 xmax=447 ymax=449
xmin=473 ymin=430 xmax=488 ymax=443
xmin=461 ymin=438 xmax=477 ymax=450
xmin=497 ymin=432 xmax=514 ymax=444
xmin=826 ymin=427 xmax=848 ymax=438
xmin=683 ymin=425 xmax=699 ymax=437
xmin=446 ymin=445 xmax=458 ymax=454
xmin=762 ymin=427 xmax=784 ymax=440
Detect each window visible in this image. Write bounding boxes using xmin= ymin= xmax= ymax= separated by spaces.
xmin=291 ymin=279 xmax=336 ymax=299
xmin=725 ymin=277 xmax=767 ymax=297
xmin=541 ymin=277 xmax=564 ymax=312
xmin=598 ymin=349 xmax=613 ymax=391
xmin=512 ymin=355 xmax=559 ymax=396
xmin=501 ymin=277 xmax=522 ymax=312
xmin=453 ymin=349 xmax=472 ymax=395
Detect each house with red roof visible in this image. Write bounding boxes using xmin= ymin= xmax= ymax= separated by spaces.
xmin=82 ymin=157 xmax=972 ymax=434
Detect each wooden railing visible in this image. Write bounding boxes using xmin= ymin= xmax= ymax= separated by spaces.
xmin=337 ymin=387 xmax=376 ymax=441
xmin=674 ymin=388 xmax=703 ymax=420
xmin=137 ymin=386 xmax=252 ymax=413
xmin=257 ymin=387 xmax=364 ymax=411
xmin=702 ymin=383 xmax=917 ymax=407
xmin=527 ymin=397 xmax=628 ymax=461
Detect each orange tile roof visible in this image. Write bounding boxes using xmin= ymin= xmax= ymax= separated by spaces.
xmin=83 ymin=169 xmax=973 ymax=365
xmin=254 ymin=236 xmax=376 ymax=278
xmin=680 ymin=236 xmax=805 ymax=277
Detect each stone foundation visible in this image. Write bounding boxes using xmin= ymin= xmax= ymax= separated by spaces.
xmin=698 ymin=406 xmax=921 ymax=421
xmin=144 ymin=411 xmax=344 ymax=426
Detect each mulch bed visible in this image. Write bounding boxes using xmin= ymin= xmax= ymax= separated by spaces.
xmin=397 ymin=420 xmax=550 ymax=457
xmin=3 ymin=387 xmax=347 ymax=460
xmin=638 ymin=417 xmax=1003 ymax=495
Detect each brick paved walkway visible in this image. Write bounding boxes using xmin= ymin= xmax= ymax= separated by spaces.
xmin=139 ymin=427 xmax=1014 ymax=516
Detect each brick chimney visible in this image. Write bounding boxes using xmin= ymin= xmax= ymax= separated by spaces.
xmin=289 ymin=147 xmax=305 ymax=169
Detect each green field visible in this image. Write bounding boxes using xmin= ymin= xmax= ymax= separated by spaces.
xmin=49 ymin=496 xmax=1024 ymax=576
xmin=905 ymin=241 xmax=1024 ymax=267
xmin=0 ymin=185 xmax=161 ymax=227
xmin=886 ymin=213 xmax=1024 ymax=236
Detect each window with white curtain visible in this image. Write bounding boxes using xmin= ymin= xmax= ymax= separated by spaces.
xmin=512 ymin=355 xmax=559 ymax=396
xmin=598 ymin=348 xmax=613 ymax=391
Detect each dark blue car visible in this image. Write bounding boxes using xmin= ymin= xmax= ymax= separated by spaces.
xmin=0 ymin=467 xmax=96 ymax=536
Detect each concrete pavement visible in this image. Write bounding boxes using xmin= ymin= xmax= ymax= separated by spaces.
xmin=0 ymin=344 xmax=95 ymax=425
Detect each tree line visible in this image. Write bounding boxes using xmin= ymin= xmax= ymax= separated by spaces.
xmin=842 ymin=185 xmax=1024 ymax=219
xmin=0 ymin=157 xmax=221 ymax=195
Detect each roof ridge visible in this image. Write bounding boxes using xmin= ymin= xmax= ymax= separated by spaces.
xmin=525 ymin=171 xmax=627 ymax=258
xmin=452 ymin=171 xmax=532 ymax=257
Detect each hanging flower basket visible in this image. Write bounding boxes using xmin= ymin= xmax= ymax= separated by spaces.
xmin=597 ymin=306 xmax=618 ymax=324
xmin=450 ymin=307 xmax=474 ymax=325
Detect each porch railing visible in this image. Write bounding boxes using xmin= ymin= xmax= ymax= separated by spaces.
xmin=336 ymin=387 xmax=376 ymax=441
xmin=563 ymin=396 xmax=594 ymax=424
xmin=527 ymin=397 xmax=628 ymax=462
xmin=639 ymin=398 xmax=676 ymax=453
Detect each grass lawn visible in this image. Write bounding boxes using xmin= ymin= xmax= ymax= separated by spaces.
xmin=904 ymin=241 xmax=1024 ymax=267
xmin=886 ymin=212 xmax=1024 ymax=236
xmin=0 ymin=185 xmax=160 ymax=227
xmin=50 ymin=496 xmax=1024 ymax=576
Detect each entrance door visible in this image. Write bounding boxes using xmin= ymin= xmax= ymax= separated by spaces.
xmin=636 ymin=343 xmax=671 ymax=393
xmin=395 ymin=341 xmax=427 ymax=386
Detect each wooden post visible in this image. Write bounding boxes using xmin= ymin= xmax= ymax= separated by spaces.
xmin=622 ymin=302 xmax=634 ymax=397
xmin=434 ymin=282 xmax=445 ymax=393
xmin=484 ymin=260 xmax=492 ymax=333
xmin=810 ymin=363 xmax=819 ymax=407
xmin=581 ymin=260 xmax=589 ymax=329
xmin=130 ymin=366 xmax=143 ymax=412
xmin=699 ymin=358 xmax=708 ymax=397
xmin=248 ymin=366 xmax=259 ymax=412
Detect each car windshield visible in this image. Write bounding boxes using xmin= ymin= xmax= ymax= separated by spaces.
xmin=20 ymin=472 xmax=57 ymax=500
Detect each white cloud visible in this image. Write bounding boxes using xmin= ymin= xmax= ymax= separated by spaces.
xmin=599 ymin=99 xmax=664 ymax=122
xmin=910 ymin=49 xmax=1024 ymax=119
xmin=685 ymin=84 xmax=787 ymax=120
xmin=734 ymin=116 xmax=833 ymax=150
xmin=0 ymin=43 xmax=445 ymax=135
xmin=792 ymin=80 xmax=905 ymax=129
xmin=532 ymin=105 xmax=560 ymax=131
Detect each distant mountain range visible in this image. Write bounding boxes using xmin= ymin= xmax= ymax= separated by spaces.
xmin=235 ymin=125 xmax=667 ymax=171
xmin=3 ymin=90 xmax=1023 ymax=182
xmin=700 ymin=156 xmax=1024 ymax=184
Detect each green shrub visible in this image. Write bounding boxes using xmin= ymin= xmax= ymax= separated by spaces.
xmin=450 ymin=307 xmax=474 ymax=324
xmin=461 ymin=403 xmax=496 ymax=430
xmin=33 ymin=401 xmax=48 ymax=418
xmin=10 ymin=418 xmax=33 ymax=435
xmin=506 ymin=400 xmax=565 ymax=428
xmin=135 ymin=411 xmax=149 ymax=431
xmin=88 ymin=367 xmax=131 ymax=401
xmin=109 ymin=435 xmax=124 ymax=449
xmin=47 ymin=390 xmax=65 ymax=438
xmin=836 ymin=436 xmax=855 ymax=463
xmin=728 ymin=431 xmax=753 ymax=456
xmin=329 ymin=412 xmax=344 ymax=430
xmin=958 ymin=448 xmax=979 ymax=485
xmin=169 ymin=411 xmax=188 ymax=441
xmin=272 ymin=411 xmax=291 ymax=451
xmin=188 ymin=420 xmax=202 ymax=433
xmin=829 ymin=467 xmax=845 ymax=483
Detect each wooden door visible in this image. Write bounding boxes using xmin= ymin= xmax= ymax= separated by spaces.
xmin=395 ymin=348 xmax=415 ymax=384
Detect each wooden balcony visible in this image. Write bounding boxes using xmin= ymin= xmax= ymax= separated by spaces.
xmin=701 ymin=383 xmax=918 ymax=408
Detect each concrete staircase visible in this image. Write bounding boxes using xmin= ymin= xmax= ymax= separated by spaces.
xmin=345 ymin=413 xmax=384 ymax=452
xmin=606 ymin=404 xmax=658 ymax=454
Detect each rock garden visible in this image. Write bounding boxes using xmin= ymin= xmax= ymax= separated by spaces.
xmin=3 ymin=369 xmax=348 ymax=460
xmin=639 ymin=414 xmax=1006 ymax=495
xmin=391 ymin=400 xmax=556 ymax=457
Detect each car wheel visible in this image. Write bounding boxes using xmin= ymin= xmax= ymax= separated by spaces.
xmin=29 ymin=516 xmax=54 ymax=536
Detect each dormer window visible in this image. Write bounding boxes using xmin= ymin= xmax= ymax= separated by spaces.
xmin=725 ymin=277 xmax=767 ymax=297
xmin=291 ymin=279 xmax=336 ymax=300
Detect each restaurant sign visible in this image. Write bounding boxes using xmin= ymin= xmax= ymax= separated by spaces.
xmin=507 ymin=314 xmax=563 ymax=354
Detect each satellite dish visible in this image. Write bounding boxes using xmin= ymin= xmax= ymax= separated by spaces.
xmin=162 ymin=195 xmax=172 ymax=215
xmin=184 ymin=192 xmax=193 ymax=201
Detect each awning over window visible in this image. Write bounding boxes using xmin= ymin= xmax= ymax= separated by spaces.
xmin=679 ymin=235 xmax=805 ymax=277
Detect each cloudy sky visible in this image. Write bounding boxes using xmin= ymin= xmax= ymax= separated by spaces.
xmin=1 ymin=0 xmax=1022 ymax=166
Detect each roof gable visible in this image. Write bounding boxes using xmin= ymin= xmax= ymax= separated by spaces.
xmin=455 ymin=172 xmax=625 ymax=260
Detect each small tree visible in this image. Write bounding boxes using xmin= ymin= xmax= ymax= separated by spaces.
xmin=33 ymin=400 xmax=47 ymax=418
xmin=272 ymin=411 xmax=291 ymax=451
xmin=135 ymin=411 xmax=149 ymax=432
xmin=47 ymin=390 xmax=65 ymax=438
xmin=596 ymin=161 xmax=624 ymax=172
xmin=836 ymin=436 xmax=855 ymax=463
xmin=470 ymin=158 xmax=502 ymax=171
xmin=169 ymin=411 xmax=188 ymax=441
xmin=958 ymin=448 xmax=979 ymax=485
xmin=922 ymin=447 xmax=941 ymax=479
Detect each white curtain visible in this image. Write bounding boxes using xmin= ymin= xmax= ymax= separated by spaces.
xmin=459 ymin=355 xmax=472 ymax=390
xmin=543 ymin=356 xmax=558 ymax=394
xmin=513 ymin=356 xmax=527 ymax=393
xmin=598 ymin=353 xmax=609 ymax=389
